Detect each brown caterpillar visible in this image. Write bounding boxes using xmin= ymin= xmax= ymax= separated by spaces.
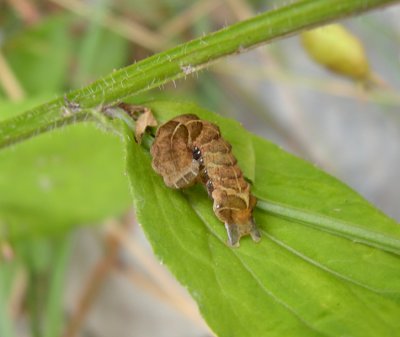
xmin=150 ymin=114 xmax=261 ymax=247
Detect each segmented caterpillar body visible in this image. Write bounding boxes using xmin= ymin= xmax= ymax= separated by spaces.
xmin=150 ymin=114 xmax=261 ymax=247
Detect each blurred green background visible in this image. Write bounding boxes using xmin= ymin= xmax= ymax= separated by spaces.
xmin=1 ymin=0 xmax=400 ymax=336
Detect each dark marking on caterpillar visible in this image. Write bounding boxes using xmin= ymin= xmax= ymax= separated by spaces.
xmin=192 ymin=146 xmax=202 ymax=160
xmin=150 ymin=114 xmax=261 ymax=247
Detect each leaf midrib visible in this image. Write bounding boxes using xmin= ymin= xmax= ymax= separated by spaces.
xmin=258 ymin=200 xmax=400 ymax=256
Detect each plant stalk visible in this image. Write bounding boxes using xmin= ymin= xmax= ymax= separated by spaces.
xmin=0 ymin=0 xmax=398 ymax=148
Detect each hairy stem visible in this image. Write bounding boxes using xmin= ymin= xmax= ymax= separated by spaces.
xmin=0 ymin=0 xmax=398 ymax=148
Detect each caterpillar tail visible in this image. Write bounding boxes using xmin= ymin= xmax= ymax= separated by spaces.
xmin=224 ymin=218 xmax=261 ymax=247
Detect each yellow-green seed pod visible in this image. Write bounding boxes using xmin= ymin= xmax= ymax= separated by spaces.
xmin=301 ymin=24 xmax=370 ymax=82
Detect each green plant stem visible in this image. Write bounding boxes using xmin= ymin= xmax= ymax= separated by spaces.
xmin=257 ymin=200 xmax=400 ymax=256
xmin=0 ymin=0 xmax=398 ymax=148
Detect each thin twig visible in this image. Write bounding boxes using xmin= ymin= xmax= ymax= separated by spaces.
xmin=214 ymin=61 xmax=400 ymax=106
xmin=161 ymin=0 xmax=221 ymax=37
xmin=118 ymin=264 xmax=212 ymax=333
xmin=224 ymin=0 xmax=253 ymax=20
xmin=111 ymin=224 xmax=210 ymax=331
xmin=49 ymin=0 xmax=167 ymax=51
xmin=62 ymin=221 xmax=121 ymax=337
xmin=6 ymin=0 xmax=40 ymax=24
xmin=8 ymin=267 xmax=28 ymax=320
xmin=0 ymin=51 xmax=25 ymax=101
xmin=112 ymin=228 xmax=190 ymax=308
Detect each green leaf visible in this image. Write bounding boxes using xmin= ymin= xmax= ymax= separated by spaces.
xmin=124 ymin=100 xmax=400 ymax=337
xmin=0 ymin=100 xmax=131 ymax=241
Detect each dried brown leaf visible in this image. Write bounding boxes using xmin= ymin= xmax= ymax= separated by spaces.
xmin=135 ymin=108 xmax=157 ymax=144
